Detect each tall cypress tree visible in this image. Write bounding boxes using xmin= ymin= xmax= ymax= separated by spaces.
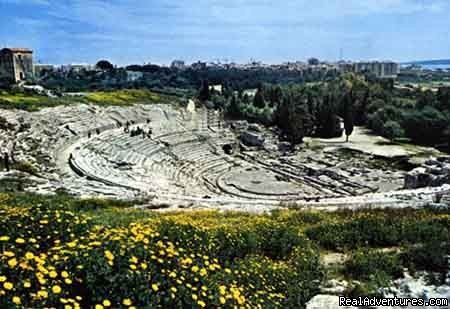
xmin=253 ymin=87 xmax=266 ymax=108
xmin=344 ymin=91 xmax=354 ymax=142
xmin=199 ymin=79 xmax=210 ymax=101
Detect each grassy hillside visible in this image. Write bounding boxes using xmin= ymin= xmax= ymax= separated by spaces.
xmin=0 ymin=193 xmax=449 ymax=308
xmin=84 ymin=89 xmax=162 ymax=105
xmin=0 ymin=89 xmax=178 ymax=111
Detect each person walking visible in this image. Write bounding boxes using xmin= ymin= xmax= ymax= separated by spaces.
xmin=3 ymin=151 xmax=10 ymax=172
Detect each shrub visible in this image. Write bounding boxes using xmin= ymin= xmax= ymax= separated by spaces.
xmin=382 ymin=120 xmax=405 ymax=140
xmin=402 ymin=107 xmax=448 ymax=144
xmin=345 ymin=249 xmax=403 ymax=281
xmin=305 ymin=211 xmax=450 ymax=250
xmin=12 ymin=161 xmax=39 ymax=176
xmin=402 ymin=241 xmax=450 ymax=275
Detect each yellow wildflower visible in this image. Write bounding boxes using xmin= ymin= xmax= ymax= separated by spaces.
xmin=199 ymin=268 xmax=207 ymax=276
xmin=12 ymin=296 xmax=21 ymax=305
xmin=49 ymin=270 xmax=58 ymax=278
xmin=104 ymin=250 xmax=114 ymax=261
xmin=52 ymin=285 xmax=62 ymax=294
xmin=3 ymin=251 xmax=14 ymax=257
xmin=37 ymin=290 xmax=48 ymax=299
xmin=4 ymin=282 xmax=13 ymax=290
xmin=8 ymin=258 xmax=17 ymax=268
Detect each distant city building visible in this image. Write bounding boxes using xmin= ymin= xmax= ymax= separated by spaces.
xmin=308 ymin=58 xmax=320 ymax=66
xmin=0 ymin=48 xmax=34 ymax=83
xmin=337 ymin=61 xmax=354 ymax=73
xmin=60 ymin=63 xmax=94 ymax=73
xmin=34 ymin=64 xmax=55 ymax=77
xmin=126 ymin=70 xmax=143 ymax=82
xmin=191 ymin=61 xmax=207 ymax=70
xmin=353 ymin=61 xmax=399 ymax=78
xmin=171 ymin=60 xmax=185 ymax=69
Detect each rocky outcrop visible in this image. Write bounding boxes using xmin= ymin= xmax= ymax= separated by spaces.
xmin=404 ymin=157 xmax=450 ymax=189
xmin=306 ymin=295 xmax=356 ymax=309
xmin=230 ymin=120 xmax=248 ymax=131
xmin=278 ymin=141 xmax=292 ymax=153
xmin=381 ymin=270 xmax=450 ymax=307
xmin=248 ymin=123 xmax=263 ymax=132
xmin=240 ymin=130 xmax=265 ymax=147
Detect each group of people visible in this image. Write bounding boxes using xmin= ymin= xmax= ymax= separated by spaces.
xmin=85 ymin=119 xmax=153 ymax=139
xmin=127 ymin=126 xmax=153 ymax=139
xmin=87 ymin=128 xmax=101 ymax=138
xmin=123 ymin=119 xmax=153 ymax=139
xmin=82 ymin=118 xmax=154 ymax=142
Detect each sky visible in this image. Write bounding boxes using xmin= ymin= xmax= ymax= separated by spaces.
xmin=0 ymin=0 xmax=449 ymax=65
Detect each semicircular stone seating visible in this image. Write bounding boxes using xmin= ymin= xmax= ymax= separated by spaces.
xmin=69 ymin=105 xmax=364 ymax=202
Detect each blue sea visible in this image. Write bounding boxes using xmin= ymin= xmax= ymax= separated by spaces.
xmin=421 ymin=64 xmax=450 ymax=70
xmin=401 ymin=63 xmax=450 ymax=71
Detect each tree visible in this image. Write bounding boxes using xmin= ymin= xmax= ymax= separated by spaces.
xmin=222 ymin=81 xmax=233 ymax=99
xmin=403 ymin=107 xmax=448 ymax=145
xmin=315 ymin=95 xmax=342 ymax=138
xmin=227 ymin=94 xmax=242 ymax=117
xmin=267 ymin=85 xmax=282 ymax=107
xmin=354 ymin=88 xmax=370 ymax=125
xmin=253 ymin=86 xmax=265 ymax=108
xmin=0 ymin=76 xmax=14 ymax=90
xmin=275 ymin=92 xmax=313 ymax=144
xmin=437 ymin=87 xmax=450 ymax=111
xmin=343 ymin=91 xmax=354 ymax=142
xmin=96 ymin=60 xmax=114 ymax=71
xmin=198 ymin=79 xmax=210 ymax=101
xmin=367 ymin=105 xmax=402 ymax=136
xmin=383 ymin=121 xmax=404 ymax=140
xmin=416 ymin=89 xmax=438 ymax=109
xmin=308 ymin=58 xmax=320 ymax=66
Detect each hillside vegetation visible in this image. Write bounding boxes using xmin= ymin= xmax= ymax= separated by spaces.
xmin=0 ymin=193 xmax=449 ymax=308
xmin=0 ymin=89 xmax=176 ymax=111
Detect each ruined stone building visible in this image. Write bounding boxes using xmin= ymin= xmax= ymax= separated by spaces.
xmin=0 ymin=48 xmax=34 ymax=83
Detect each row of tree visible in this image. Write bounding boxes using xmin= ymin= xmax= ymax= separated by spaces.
xmin=199 ymin=73 xmax=450 ymax=148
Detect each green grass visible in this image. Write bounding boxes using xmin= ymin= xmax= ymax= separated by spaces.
xmin=0 ymin=89 xmax=179 ymax=111
xmin=85 ymin=89 xmax=162 ymax=105
xmin=0 ymin=92 xmax=63 ymax=110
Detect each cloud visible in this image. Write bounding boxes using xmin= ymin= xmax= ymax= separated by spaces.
xmin=1 ymin=0 xmax=449 ymax=64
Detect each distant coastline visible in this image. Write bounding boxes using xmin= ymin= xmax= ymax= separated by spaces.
xmin=402 ymin=59 xmax=450 ymax=70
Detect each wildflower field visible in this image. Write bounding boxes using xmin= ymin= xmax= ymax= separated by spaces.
xmin=0 ymin=193 xmax=449 ymax=308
